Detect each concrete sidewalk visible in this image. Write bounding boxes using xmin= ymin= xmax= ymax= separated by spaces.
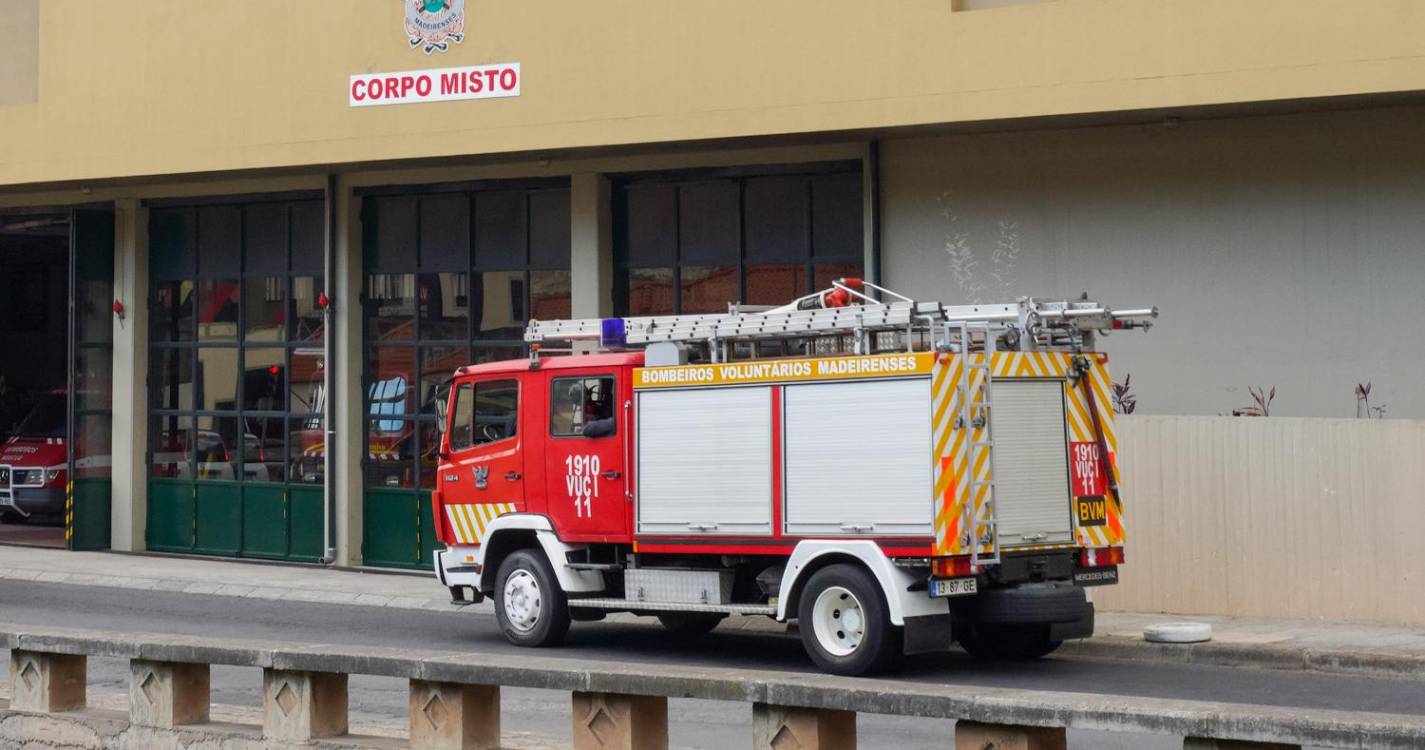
xmin=3 ymin=545 xmax=1423 ymax=682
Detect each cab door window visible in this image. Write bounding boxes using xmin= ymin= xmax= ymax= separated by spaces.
xmin=550 ymin=377 xmax=615 ymax=438
xmin=472 ymin=378 xmax=519 ymax=445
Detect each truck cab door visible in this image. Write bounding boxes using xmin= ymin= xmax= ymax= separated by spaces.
xmin=544 ymin=371 xmax=628 ymax=542
xmin=440 ymin=376 xmax=523 ymax=546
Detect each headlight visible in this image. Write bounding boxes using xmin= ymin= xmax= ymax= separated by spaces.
xmin=46 ymin=469 xmax=62 ymax=483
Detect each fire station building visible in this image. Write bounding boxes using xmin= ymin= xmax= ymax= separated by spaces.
xmin=2 ymin=1 xmax=1424 ymax=568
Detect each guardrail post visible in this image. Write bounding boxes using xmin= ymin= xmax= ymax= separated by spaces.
xmin=409 ymin=680 xmax=500 ymax=749
xmin=8 ymin=651 xmax=85 ymax=713
xmin=129 ymin=659 xmax=210 ymax=728
xmin=752 ymin=703 xmax=856 ymax=749
xmin=572 ymin=691 xmax=668 ymax=750
xmin=956 ymin=721 xmax=1066 ymax=750
xmin=262 ymin=669 xmax=348 ymax=742
xmin=1184 ymin=740 xmax=1300 ymax=749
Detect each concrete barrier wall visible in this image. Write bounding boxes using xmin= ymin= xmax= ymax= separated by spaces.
xmin=6 ymin=624 xmax=1425 ymax=749
xmin=1095 ymin=415 xmax=1425 ymax=626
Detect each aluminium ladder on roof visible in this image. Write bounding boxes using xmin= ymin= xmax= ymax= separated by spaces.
xmin=526 ymin=276 xmax=1155 ymax=354
xmin=525 ymin=298 xmax=1155 ymax=354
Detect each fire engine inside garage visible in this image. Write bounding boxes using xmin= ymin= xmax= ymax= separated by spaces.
xmin=0 ymin=209 xmax=113 ymax=549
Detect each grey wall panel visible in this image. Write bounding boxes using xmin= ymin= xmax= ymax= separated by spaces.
xmin=881 ymin=105 xmax=1425 ymax=418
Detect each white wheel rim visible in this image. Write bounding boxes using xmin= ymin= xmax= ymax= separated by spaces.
xmin=503 ymin=569 xmax=542 ymax=633
xmin=811 ymin=586 xmax=865 ymax=657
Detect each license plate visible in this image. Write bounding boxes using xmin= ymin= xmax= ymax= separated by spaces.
xmin=1073 ymin=566 xmax=1119 ymax=586
xmin=930 ymin=577 xmax=978 ymax=598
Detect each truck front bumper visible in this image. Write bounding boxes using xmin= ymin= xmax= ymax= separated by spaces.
xmin=0 ymin=486 xmax=65 ymax=519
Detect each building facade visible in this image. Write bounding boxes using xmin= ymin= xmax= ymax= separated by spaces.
xmin=2 ymin=0 xmax=1423 ymax=566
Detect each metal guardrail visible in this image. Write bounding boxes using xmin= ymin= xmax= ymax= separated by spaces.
xmin=3 ymin=624 xmax=1424 ymax=749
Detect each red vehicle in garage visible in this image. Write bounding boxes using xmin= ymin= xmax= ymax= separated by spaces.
xmin=430 ymin=281 xmax=1155 ymax=675
xmin=0 ymin=389 xmax=68 ymax=522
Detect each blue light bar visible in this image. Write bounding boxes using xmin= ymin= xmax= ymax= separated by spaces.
xmin=600 ymin=318 xmax=627 ymax=348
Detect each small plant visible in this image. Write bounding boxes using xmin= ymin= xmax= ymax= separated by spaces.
xmin=1233 ymin=385 xmax=1276 ymax=417
xmin=1112 ymin=374 xmax=1137 ymax=414
xmin=1355 ymin=382 xmax=1387 ymax=419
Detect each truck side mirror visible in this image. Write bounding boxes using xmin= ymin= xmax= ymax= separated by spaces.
xmin=433 ymin=383 xmax=451 ymax=434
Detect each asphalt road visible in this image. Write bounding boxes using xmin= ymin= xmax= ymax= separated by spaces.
xmin=2 ymin=580 xmax=1416 ymax=749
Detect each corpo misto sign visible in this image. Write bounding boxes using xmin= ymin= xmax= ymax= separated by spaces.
xmin=349 ymin=63 xmax=519 ymax=107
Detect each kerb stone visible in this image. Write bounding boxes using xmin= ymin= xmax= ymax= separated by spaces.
xmin=956 ymin=721 xmax=1067 ymax=750
xmin=9 ymin=650 xmax=86 ymax=713
xmin=261 ymin=668 xmax=348 ymax=742
xmin=572 ymin=691 xmax=668 ymax=750
xmin=129 ymin=659 xmax=210 ymax=728
xmin=752 ymin=702 xmax=856 ymax=749
xmin=409 ymin=679 xmax=500 ymax=750
xmin=1184 ymin=739 xmax=1301 ymax=750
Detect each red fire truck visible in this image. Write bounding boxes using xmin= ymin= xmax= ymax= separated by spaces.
xmin=0 ymin=389 xmax=68 ymax=522
xmin=430 ymin=280 xmax=1154 ymax=675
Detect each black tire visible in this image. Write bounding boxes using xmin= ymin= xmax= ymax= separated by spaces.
xmin=796 ymin=564 xmax=902 ymax=676
xmin=493 ymin=549 xmax=571 ymax=647
xmin=958 ymin=623 xmax=1062 ymax=660
xmin=656 ymin=612 xmax=727 ymax=635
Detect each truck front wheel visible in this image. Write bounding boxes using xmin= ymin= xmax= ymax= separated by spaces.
xmin=494 ymin=549 xmax=571 ymax=647
xmin=796 ymin=564 xmax=902 ymax=676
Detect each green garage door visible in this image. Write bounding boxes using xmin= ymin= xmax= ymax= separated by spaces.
xmin=146 ymin=197 xmax=327 ymax=561
xmin=358 ymin=181 xmax=569 ymax=568
xmin=68 ymin=208 xmax=115 ymax=550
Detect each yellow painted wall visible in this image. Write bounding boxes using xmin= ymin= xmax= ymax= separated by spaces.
xmin=3 ymin=0 xmax=1425 ymax=187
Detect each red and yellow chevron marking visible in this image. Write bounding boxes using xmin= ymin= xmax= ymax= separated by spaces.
xmin=932 ymin=351 xmax=1125 ymax=556
xmin=931 ymin=353 xmax=961 ymax=556
xmin=444 ymin=503 xmax=516 ymax=545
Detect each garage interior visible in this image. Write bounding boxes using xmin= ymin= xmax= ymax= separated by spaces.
xmin=0 ymin=212 xmax=70 ymax=547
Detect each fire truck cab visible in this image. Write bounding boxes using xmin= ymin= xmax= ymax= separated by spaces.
xmin=431 ymin=281 xmax=1153 ymax=675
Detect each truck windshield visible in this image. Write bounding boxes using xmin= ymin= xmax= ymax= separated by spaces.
xmin=12 ymin=394 xmax=66 ymax=439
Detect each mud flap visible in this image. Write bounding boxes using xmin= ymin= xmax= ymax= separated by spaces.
xmin=903 ymin=613 xmax=954 ymax=654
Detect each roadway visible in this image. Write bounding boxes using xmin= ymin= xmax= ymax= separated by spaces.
xmin=2 ymin=580 xmax=1417 ymax=749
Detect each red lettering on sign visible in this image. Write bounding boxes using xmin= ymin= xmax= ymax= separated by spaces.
xmin=1069 ymin=442 xmax=1107 ymax=497
xmin=349 ymin=63 xmax=520 ymax=107
xmin=440 ymin=72 xmax=463 ymax=95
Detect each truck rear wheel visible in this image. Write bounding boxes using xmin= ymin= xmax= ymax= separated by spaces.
xmin=494 ymin=549 xmax=571 ymax=647
xmin=796 ymin=564 xmax=902 ymax=676
xmin=656 ymin=612 xmax=726 ymax=635
xmin=958 ymin=624 xmax=1061 ymax=660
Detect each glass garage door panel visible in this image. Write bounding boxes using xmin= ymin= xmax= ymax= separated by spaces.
xmin=69 ymin=208 xmax=114 ymax=550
